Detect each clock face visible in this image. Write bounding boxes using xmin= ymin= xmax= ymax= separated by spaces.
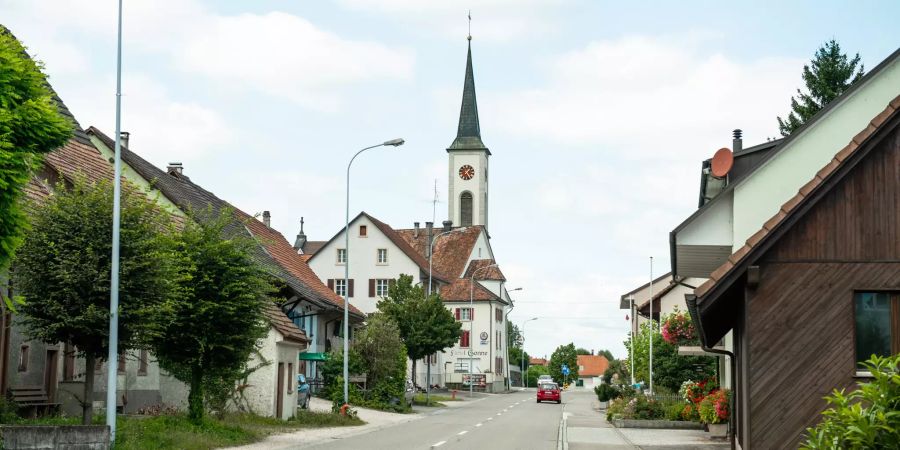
xmin=459 ymin=165 xmax=475 ymax=180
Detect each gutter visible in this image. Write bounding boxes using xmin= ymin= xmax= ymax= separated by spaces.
xmin=685 ymin=294 xmax=736 ymax=450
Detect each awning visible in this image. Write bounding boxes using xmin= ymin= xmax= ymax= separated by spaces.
xmin=299 ymin=352 xmax=328 ymax=361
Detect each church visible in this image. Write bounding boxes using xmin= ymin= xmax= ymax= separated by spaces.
xmin=299 ymin=35 xmax=517 ymax=392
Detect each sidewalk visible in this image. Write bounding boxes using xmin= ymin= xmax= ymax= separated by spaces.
xmin=228 ymin=397 xmax=423 ymax=450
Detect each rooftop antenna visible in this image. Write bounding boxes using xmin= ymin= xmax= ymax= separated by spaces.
xmin=467 ymin=10 xmax=472 ymax=41
xmin=432 ymin=179 xmax=439 ymax=224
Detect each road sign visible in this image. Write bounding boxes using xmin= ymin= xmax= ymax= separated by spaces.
xmin=561 ymin=364 xmax=570 ymax=376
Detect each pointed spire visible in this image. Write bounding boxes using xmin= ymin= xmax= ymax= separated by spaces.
xmin=449 ymin=37 xmax=488 ymax=151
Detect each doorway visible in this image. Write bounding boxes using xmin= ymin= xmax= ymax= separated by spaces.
xmin=44 ymin=349 xmax=59 ymax=400
xmin=276 ymin=362 xmax=285 ymax=418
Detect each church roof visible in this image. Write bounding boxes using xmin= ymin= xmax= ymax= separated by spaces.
xmin=448 ymin=40 xmax=489 ymax=153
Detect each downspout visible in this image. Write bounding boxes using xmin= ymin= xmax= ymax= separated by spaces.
xmin=686 ymin=294 xmax=736 ymax=450
xmin=504 ymin=296 xmax=514 ymax=389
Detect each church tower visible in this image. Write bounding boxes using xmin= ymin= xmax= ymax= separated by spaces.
xmin=448 ymin=35 xmax=490 ymax=230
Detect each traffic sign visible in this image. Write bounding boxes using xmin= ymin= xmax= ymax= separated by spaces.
xmin=561 ymin=364 xmax=570 ymax=376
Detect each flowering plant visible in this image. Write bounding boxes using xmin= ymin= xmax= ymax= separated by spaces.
xmin=661 ymin=307 xmax=696 ymax=345
xmin=681 ymin=378 xmax=717 ymax=405
xmin=698 ymin=389 xmax=731 ymax=424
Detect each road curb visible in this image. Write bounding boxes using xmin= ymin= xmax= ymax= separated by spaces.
xmin=557 ymin=404 xmax=569 ymax=450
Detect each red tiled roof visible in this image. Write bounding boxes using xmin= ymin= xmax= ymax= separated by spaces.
xmin=529 ymin=357 xmax=548 ymax=366
xmin=439 ymin=278 xmax=502 ymax=302
xmin=300 ymin=241 xmax=326 ymax=256
xmin=695 ymin=94 xmax=900 ymax=301
xmin=463 ymin=259 xmax=506 ymax=281
xmin=263 ymin=303 xmax=309 ymax=345
xmin=396 ymin=225 xmax=483 ymax=279
xmin=577 ymin=355 xmax=610 ymax=377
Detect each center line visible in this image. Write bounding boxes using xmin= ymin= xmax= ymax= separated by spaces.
xmin=487 ymin=417 xmax=493 ymax=421
xmin=475 ymin=423 xmax=482 ymax=427
xmin=497 ymin=413 xmax=502 ymax=416
xmin=432 ymin=441 xmax=446 ymax=448
xmin=458 ymin=431 xmax=468 ymax=436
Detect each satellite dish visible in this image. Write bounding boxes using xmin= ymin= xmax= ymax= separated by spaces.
xmin=711 ymin=147 xmax=734 ymax=178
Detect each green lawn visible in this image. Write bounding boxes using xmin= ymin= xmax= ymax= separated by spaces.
xmin=6 ymin=411 xmax=364 ymax=450
xmin=411 ymin=393 xmax=462 ymax=407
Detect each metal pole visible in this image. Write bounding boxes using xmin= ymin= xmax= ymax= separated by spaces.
xmin=469 ymin=263 xmax=498 ymax=397
xmin=106 ymin=0 xmax=123 ymax=441
xmin=630 ymin=296 xmax=635 ymax=386
xmin=428 ymin=228 xmax=463 ymax=296
xmin=648 ymin=259 xmax=654 ymax=394
xmin=521 ymin=317 xmax=537 ymax=388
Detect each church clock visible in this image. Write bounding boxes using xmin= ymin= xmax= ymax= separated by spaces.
xmin=458 ymin=164 xmax=475 ymax=180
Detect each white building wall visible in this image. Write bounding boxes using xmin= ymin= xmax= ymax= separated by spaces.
xmin=448 ymin=151 xmax=489 ymax=228
xmin=240 ymin=329 xmax=301 ymax=419
xmin=443 ymin=298 xmax=508 ymax=391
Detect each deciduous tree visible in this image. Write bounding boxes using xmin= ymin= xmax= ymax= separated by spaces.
xmin=625 ymin=318 xmax=715 ymax=392
xmin=13 ymin=177 xmax=173 ymax=424
xmin=549 ymin=343 xmax=579 ymax=385
xmin=778 ymin=40 xmax=864 ymax=136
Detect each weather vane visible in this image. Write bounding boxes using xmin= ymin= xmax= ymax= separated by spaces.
xmin=467 ymin=10 xmax=472 ymax=41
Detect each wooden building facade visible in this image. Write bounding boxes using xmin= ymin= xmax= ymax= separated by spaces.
xmin=689 ymin=96 xmax=900 ymax=449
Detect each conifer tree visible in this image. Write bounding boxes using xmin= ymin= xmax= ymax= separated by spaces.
xmin=778 ymin=40 xmax=864 ymax=136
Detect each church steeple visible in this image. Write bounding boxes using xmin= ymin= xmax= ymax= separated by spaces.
xmin=449 ymin=39 xmax=488 ymax=152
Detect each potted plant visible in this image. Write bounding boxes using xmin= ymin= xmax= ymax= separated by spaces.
xmin=661 ymin=307 xmax=697 ymax=345
xmin=594 ymin=383 xmax=619 ymax=408
xmin=699 ymin=389 xmax=731 ymax=438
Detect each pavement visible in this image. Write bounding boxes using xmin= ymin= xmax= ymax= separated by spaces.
xmin=228 ymin=388 xmax=730 ymax=449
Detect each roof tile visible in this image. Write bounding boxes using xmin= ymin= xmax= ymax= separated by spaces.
xmin=463 ymin=259 xmax=506 ymax=281
xmin=890 ymin=94 xmax=900 ymax=110
xmin=694 ymin=279 xmax=715 ymax=298
xmin=745 ymin=228 xmax=769 ymax=248
xmin=762 ymin=209 xmax=788 ymax=232
xmin=869 ymin=104 xmax=896 ymax=128
xmin=780 ymin=194 xmax=804 ymax=215
xmin=576 ymin=355 xmax=609 ymax=377
xmin=851 ymin=124 xmax=878 ymax=145
xmin=396 ymin=226 xmax=483 ymax=279
xmin=728 ymin=244 xmax=751 ymax=265
xmin=797 ymin=177 xmax=822 ymax=198
xmin=708 ymin=260 xmax=734 ymax=282
xmin=439 ymin=278 xmax=503 ymax=302
xmin=815 ymin=158 xmax=841 ymax=181
xmin=833 ymin=141 xmax=859 ymax=163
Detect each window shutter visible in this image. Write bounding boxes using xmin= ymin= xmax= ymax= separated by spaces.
xmin=471 ymin=308 xmax=474 ymax=320
xmin=348 ymin=279 xmax=355 ymax=297
xmin=369 ymin=279 xmax=375 ymax=297
xmin=455 ymin=308 xmax=460 ymax=320
xmin=327 ymin=279 xmax=334 ymax=290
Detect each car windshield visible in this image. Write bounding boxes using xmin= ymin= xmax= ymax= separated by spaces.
xmin=540 ymin=383 xmax=558 ymax=391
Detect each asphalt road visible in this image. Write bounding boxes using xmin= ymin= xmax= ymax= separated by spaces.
xmin=309 ymin=388 xmax=568 ymax=450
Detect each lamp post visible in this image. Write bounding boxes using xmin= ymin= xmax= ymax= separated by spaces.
xmin=343 ymin=138 xmax=405 ymax=405
xmin=468 ymin=263 xmax=499 ymax=397
xmin=504 ymin=287 xmax=522 ymax=390
xmin=629 ymin=295 xmax=635 ymax=387
xmin=521 ymin=317 xmax=538 ymax=388
xmin=649 ymin=256 xmax=654 ymax=395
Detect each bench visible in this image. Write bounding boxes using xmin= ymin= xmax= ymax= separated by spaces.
xmin=9 ymin=386 xmax=60 ymax=418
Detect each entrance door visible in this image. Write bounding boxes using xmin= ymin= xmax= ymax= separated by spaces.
xmin=276 ymin=363 xmax=284 ymax=418
xmin=44 ymin=350 xmax=59 ymax=400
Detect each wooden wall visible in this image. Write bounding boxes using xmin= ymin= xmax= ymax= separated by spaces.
xmin=746 ymin=124 xmax=900 ymax=448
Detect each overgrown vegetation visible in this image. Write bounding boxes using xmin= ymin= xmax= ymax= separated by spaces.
xmin=625 ymin=314 xmax=715 ymax=392
xmin=0 ymin=26 xmax=73 ymax=277
xmin=525 ymin=364 xmax=549 ymax=387
xmin=13 ymin=176 xmax=174 ymax=424
xmin=802 ymin=354 xmax=900 ymax=449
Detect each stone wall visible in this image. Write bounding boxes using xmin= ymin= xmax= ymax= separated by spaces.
xmin=0 ymin=425 xmax=109 ymax=450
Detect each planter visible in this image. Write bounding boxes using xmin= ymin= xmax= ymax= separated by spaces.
xmin=612 ymin=419 xmax=703 ymax=430
xmin=707 ymin=423 xmax=728 ymax=438
xmin=598 ymin=400 xmax=608 ymax=409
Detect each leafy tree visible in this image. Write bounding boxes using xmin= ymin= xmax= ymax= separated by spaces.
xmin=525 ymin=364 xmax=549 ymax=387
xmin=378 ymin=274 xmax=461 ymax=390
xmin=508 ymin=347 xmax=530 ymax=370
xmin=150 ymin=208 xmax=270 ymax=423
xmin=549 ymin=343 xmax=579 ymax=385
xmin=353 ymin=313 xmax=408 ymax=411
xmin=507 ymin=321 xmax=522 ymax=349
xmin=778 ymin=40 xmax=864 ymax=136
xmin=802 ymin=354 xmax=900 ymax=449
xmin=0 ymin=29 xmax=72 ymax=279
xmin=576 ymin=347 xmax=591 ymax=355
xmin=603 ymin=358 xmax=630 ymax=385
xmin=13 ymin=177 xmax=173 ymax=424
xmin=625 ymin=319 xmax=715 ymax=392
xmin=597 ymin=349 xmax=615 ymax=361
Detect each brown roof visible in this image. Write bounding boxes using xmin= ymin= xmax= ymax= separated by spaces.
xmin=577 ymin=355 xmax=610 ymax=377
xmin=637 ymin=277 xmax=682 ymax=317
xmin=463 ymin=259 xmax=506 ymax=281
xmin=693 ymin=94 xmax=900 ymax=343
xmin=263 ymin=303 xmax=309 ymax=344
xmin=396 ymin=225 xmax=483 ymax=279
xmin=439 ymin=278 xmax=504 ymax=303
xmin=301 ymin=241 xmax=327 ymax=256
xmin=529 ymin=357 xmax=548 ymax=366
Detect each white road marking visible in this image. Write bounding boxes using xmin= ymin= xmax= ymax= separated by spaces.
xmin=496 ymin=413 xmax=502 ymax=416
xmin=432 ymin=441 xmax=446 ymax=448
xmin=458 ymin=431 xmax=468 ymax=436
xmin=475 ymin=423 xmax=482 ymax=427
xmin=487 ymin=417 xmax=493 ymax=421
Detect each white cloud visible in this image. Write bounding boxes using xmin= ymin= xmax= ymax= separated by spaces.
xmin=336 ymin=0 xmax=567 ymax=42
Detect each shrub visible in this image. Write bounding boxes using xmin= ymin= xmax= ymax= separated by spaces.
xmin=665 ymin=402 xmax=685 ymax=421
xmin=801 ymin=354 xmax=900 ymax=449
xmin=594 ymin=383 xmax=620 ymax=402
xmin=698 ymin=389 xmax=730 ymax=424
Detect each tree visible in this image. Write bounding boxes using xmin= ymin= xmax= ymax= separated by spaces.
xmin=625 ymin=318 xmax=716 ymax=392
xmin=597 ymin=349 xmax=615 ymax=361
xmin=353 ymin=313 xmax=408 ymax=411
xmin=525 ymin=364 xmax=549 ymax=387
xmin=0 ymin=29 xmax=72 ymax=279
xmin=575 ymin=347 xmax=591 ymax=355
xmin=507 ymin=321 xmax=522 ymax=349
xmin=548 ymin=343 xmax=579 ymax=386
xmin=508 ymin=347 xmax=530 ymax=370
xmin=778 ymin=40 xmax=864 ymax=136
xmin=603 ymin=359 xmax=630 ymax=385
xmin=150 ymin=208 xmax=270 ymax=423
xmin=13 ymin=177 xmax=173 ymax=424
xmin=378 ymin=274 xmax=461 ymax=390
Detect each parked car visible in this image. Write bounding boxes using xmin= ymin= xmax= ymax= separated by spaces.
xmin=536 ymin=382 xmax=561 ymax=404
xmin=537 ymin=375 xmax=553 ymax=385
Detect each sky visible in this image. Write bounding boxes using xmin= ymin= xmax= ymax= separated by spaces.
xmin=3 ymin=0 xmax=899 ymax=360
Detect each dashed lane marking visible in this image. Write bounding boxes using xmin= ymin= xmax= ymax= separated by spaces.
xmin=432 ymin=441 xmax=446 ymax=448
xmin=487 ymin=417 xmax=493 ymax=421
xmin=458 ymin=431 xmax=468 ymax=436
xmin=475 ymin=423 xmax=482 ymax=427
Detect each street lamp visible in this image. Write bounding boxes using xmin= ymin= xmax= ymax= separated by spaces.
xmin=521 ymin=317 xmax=538 ymax=388
xmin=343 ymin=138 xmax=405 ymax=405
xmin=629 ymin=295 xmax=635 ymax=387
xmin=504 ymin=288 xmax=522 ymax=390
xmin=468 ymin=263 xmax=499 ymax=397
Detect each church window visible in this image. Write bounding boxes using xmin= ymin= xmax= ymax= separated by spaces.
xmin=460 ymin=192 xmax=473 ymax=226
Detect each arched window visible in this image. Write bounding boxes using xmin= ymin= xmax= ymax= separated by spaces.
xmin=460 ymin=191 xmax=473 ymax=226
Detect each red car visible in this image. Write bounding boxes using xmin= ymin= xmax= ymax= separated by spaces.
xmin=537 ymin=383 xmax=561 ymax=403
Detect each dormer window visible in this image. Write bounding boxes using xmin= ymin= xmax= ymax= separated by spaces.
xmin=359 ymin=225 xmax=367 ymax=237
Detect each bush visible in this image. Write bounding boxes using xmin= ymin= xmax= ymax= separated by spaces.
xmin=801 ymin=354 xmax=900 ymax=449
xmin=594 ymin=383 xmax=620 ymax=402
xmin=698 ymin=389 xmax=730 ymax=424
xmin=665 ymin=402 xmax=685 ymax=421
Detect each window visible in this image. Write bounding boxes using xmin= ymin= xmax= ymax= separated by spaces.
xmin=18 ymin=345 xmax=28 ymax=372
xmin=460 ymin=330 xmax=470 ymax=348
xmin=855 ymin=292 xmax=899 ymax=371
xmin=359 ymin=225 xmax=367 ymax=237
xmin=287 ymin=363 xmax=293 ymax=393
xmin=377 ymin=248 xmax=388 ymax=264
xmin=336 ymin=248 xmax=347 ymax=264
xmin=496 ymin=331 xmax=502 ymax=349
xmin=495 ymin=307 xmax=503 ymax=322
xmin=376 ymin=279 xmax=390 ymax=297
xmin=334 ymin=279 xmax=347 ymax=297
xmin=138 ymin=350 xmax=148 ymax=376
xmin=460 ymin=192 xmax=473 ymax=227
xmin=455 ymin=307 xmax=473 ymax=321
xmin=495 ymin=357 xmax=504 ymax=375
xmin=63 ymin=342 xmax=75 ymax=381
xmin=454 ymin=360 xmax=471 ymax=373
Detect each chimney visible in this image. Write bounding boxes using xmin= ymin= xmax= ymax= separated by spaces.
xmin=293 ymin=217 xmax=307 ymax=252
xmin=119 ymin=131 xmax=130 ymax=149
xmin=167 ymin=162 xmax=184 ymax=176
xmin=425 ymin=221 xmax=434 ymax=259
xmin=442 ymin=220 xmax=452 ymax=233
xmin=262 ymin=211 xmax=271 ymax=228
xmin=414 ymin=222 xmax=420 ymax=238
xmin=733 ymin=129 xmax=743 ymax=153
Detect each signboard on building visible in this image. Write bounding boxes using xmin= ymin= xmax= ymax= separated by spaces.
xmin=462 ymin=374 xmax=487 ymax=387
xmin=480 ymin=331 xmax=489 ymax=345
